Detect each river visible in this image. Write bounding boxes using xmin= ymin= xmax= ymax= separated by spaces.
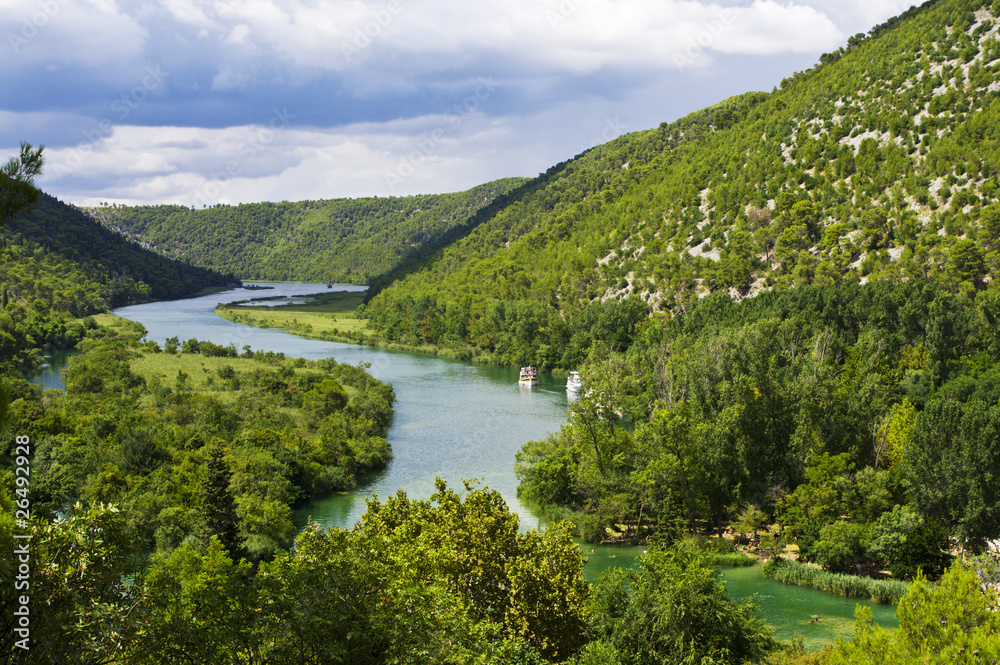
xmin=103 ymin=283 xmax=899 ymax=648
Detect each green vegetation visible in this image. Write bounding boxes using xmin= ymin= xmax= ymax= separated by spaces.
xmin=216 ymin=290 xmax=374 ymax=344
xmin=762 ymin=558 xmax=910 ymax=605
xmin=88 ymin=178 xmax=527 ymax=283
xmin=0 ymin=142 xmax=44 ymax=228
xmin=583 ymin=543 xmax=779 ymax=664
xmin=1 ymin=476 xmax=787 ymax=663
xmin=363 ymin=0 xmax=1000 ymax=370
xmin=515 ymin=279 xmax=1000 ymax=596
xmin=826 ymin=559 xmax=1000 ymax=663
xmin=1 ymin=191 xmax=236 ymax=375
xmin=4 ymin=317 xmax=395 ymax=563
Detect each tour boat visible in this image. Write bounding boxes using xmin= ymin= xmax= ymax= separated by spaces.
xmin=518 ymin=366 xmax=538 ymax=385
xmin=566 ymin=371 xmax=583 ymax=393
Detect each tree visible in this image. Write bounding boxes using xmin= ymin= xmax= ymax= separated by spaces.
xmin=811 ymin=520 xmax=869 ymax=574
xmin=949 ymin=238 xmax=985 ymax=288
xmin=257 ymin=524 xmax=486 ymax=664
xmin=829 ymin=563 xmax=1000 ymax=663
xmin=868 ymin=504 xmax=950 ymax=580
xmin=201 ymin=444 xmax=245 ymax=560
xmin=779 ymin=453 xmax=858 ymax=559
xmin=132 ymin=538 xmax=263 ymax=662
xmin=905 ymin=398 xmax=1000 ymax=552
xmin=734 ymin=503 xmax=769 ymax=540
xmin=588 ymin=545 xmax=779 ymax=665
xmin=355 ymin=478 xmax=590 ymax=661
xmin=0 ymin=142 xmax=44 ymax=228
xmin=982 ymin=203 xmax=1000 ymax=247
xmin=0 ymin=379 xmax=9 ymax=436
xmin=0 ymin=502 xmax=144 ymax=661
xmin=861 ymin=208 xmax=890 ymax=249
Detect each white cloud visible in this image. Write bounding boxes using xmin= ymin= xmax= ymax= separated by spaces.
xmin=713 ymin=1 xmax=843 ymax=55
xmin=2 ymin=0 xmax=147 ymax=71
xmin=32 ymin=101 xmax=585 ymax=206
xmin=220 ymin=0 xmax=845 ymax=75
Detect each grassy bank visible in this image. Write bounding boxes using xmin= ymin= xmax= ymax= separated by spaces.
xmin=763 ymin=557 xmax=910 ymax=605
xmin=214 ymin=291 xmax=512 ymax=364
xmin=216 ymin=290 xmax=373 ymax=344
xmin=707 ymin=551 xmax=757 ymax=567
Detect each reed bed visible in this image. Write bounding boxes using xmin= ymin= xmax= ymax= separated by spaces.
xmin=762 ymin=557 xmax=909 ymax=605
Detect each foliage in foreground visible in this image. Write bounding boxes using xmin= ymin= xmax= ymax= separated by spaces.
xmin=827 ymin=561 xmax=1000 ymax=663
xmin=0 ymin=480 xmax=789 ymax=664
xmin=0 ymin=483 xmax=581 ymax=663
xmin=585 ymin=544 xmax=779 ymax=665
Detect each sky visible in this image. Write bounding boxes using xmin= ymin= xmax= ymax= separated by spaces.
xmin=1 ymin=0 xmax=919 ymax=207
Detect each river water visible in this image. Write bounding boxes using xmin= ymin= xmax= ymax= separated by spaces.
xmin=105 ymin=283 xmax=898 ymax=648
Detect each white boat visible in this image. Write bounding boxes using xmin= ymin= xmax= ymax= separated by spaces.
xmin=566 ymin=371 xmax=583 ymax=393
xmin=518 ymin=366 xmax=538 ymax=385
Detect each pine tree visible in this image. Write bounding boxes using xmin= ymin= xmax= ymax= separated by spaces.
xmin=201 ymin=445 xmax=244 ymax=560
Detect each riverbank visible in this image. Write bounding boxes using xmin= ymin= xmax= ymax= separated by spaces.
xmin=215 ymin=290 xmax=373 ymax=344
xmin=215 ymin=290 xmax=570 ymax=370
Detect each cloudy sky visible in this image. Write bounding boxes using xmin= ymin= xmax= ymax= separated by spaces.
xmin=1 ymin=0 xmax=917 ymax=207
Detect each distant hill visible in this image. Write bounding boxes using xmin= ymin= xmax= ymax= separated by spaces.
xmin=4 ymin=192 xmax=236 ymax=310
xmin=0 ymin=191 xmax=235 ymax=372
xmin=86 ymin=178 xmax=528 ymax=283
xmin=361 ymin=0 xmax=1000 ymax=367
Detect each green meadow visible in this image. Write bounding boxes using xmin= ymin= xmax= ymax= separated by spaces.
xmin=216 ymin=290 xmax=373 ymax=343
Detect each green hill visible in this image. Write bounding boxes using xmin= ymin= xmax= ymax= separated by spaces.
xmin=87 ymin=178 xmax=528 ymax=283
xmin=0 ymin=192 xmax=235 ymax=373
xmin=363 ymin=0 xmax=1000 ymax=368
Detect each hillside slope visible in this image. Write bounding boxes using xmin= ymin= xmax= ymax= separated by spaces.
xmin=88 ymin=178 xmax=527 ymax=283
xmin=363 ymin=0 xmax=1000 ymax=368
xmin=1 ymin=192 xmax=235 ymax=372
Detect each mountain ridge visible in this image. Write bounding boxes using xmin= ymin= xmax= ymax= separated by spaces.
xmin=86 ymin=178 xmax=528 ymax=283
xmin=359 ymin=0 xmax=1000 ymax=367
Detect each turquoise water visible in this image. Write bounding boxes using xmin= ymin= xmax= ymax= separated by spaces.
xmin=109 ymin=283 xmax=899 ymax=648
xmin=26 ymin=348 xmax=78 ymax=390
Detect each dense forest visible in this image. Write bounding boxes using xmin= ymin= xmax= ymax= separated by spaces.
xmin=1 ymin=191 xmax=236 ymax=374
xmin=363 ymin=0 xmax=1000 ymax=370
xmin=4 ymin=317 xmax=395 ymax=559
xmin=87 ymin=178 xmax=527 ymax=283
xmin=516 ymin=280 xmax=1000 ymax=588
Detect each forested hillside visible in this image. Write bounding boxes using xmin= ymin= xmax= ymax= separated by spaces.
xmin=365 ymin=0 xmax=1000 ymax=369
xmin=0 ymin=192 xmax=235 ymax=373
xmin=88 ymin=178 xmax=527 ymax=283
